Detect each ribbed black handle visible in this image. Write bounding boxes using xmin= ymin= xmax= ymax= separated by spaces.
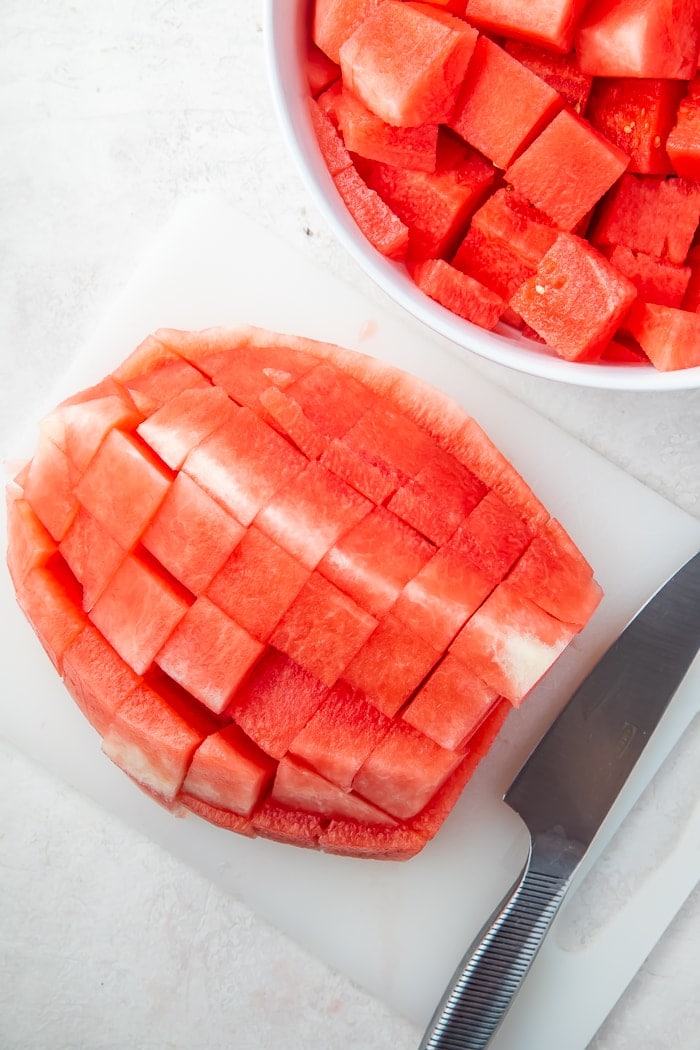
xmin=418 ymin=852 xmax=572 ymax=1050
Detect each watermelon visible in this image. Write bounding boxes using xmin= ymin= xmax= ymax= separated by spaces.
xmin=575 ymin=0 xmax=700 ymax=80
xmin=447 ymin=35 xmax=563 ymax=168
xmin=305 ymin=0 xmax=700 ymax=371
xmin=465 ymin=0 xmax=587 ymax=54
xmin=510 ymin=233 xmax=638 ymax=361
xmin=338 ymin=1 xmax=478 ymax=126
xmin=6 ymin=325 xmax=603 ymax=860
xmin=586 ymin=77 xmax=685 ymax=175
xmin=667 ymin=76 xmax=700 ymax=180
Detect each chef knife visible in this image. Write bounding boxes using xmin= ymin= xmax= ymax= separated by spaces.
xmin=419 ymin=549 xmax=700 ymax=1050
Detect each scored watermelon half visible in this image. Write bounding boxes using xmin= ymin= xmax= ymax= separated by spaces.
xmin=6 ymin=325 xmax=603 ymax=860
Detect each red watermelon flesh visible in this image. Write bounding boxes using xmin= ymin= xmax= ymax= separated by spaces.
xmin=505 ymin=110 xmax=630 ymax=233
xmin=329 ymin=83 xmax=440 ymax=172
xmin=510 ymin=232 xmax=638 ymax=361
xmin=575 ymin=0 xmax=700 ymax=80
xmin=357 ymin=132 xmax=497 ymax=261
xmin=339 ymin=1 xmax=478 ymax=127
xmin=586 ymin=77 xmax=684 ymax=176
xmin=7 ymin=325 xmax=603 ymax=859
xmin=621 ymin=301 xmax=700 ymax=371
xmin=605 ymin=245 xmax=691 ymax=310
xmin=448 ymin=35 xmax=563 ymax=169
xmin=667 ymin=77 xmax=700 ymax=180
xmin=503 ymin=40 xmax=593 ymax=113
xmin=590 ymin=174 xmax=700 ymax=266
xmin=306 ymin=0 xmax=700 ymax=371
xmin=464 ymin=0 xmax=587 ymax=53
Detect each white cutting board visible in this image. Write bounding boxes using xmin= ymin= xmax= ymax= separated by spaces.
xmin=2 ymin=197 xmax=699 ymax=1047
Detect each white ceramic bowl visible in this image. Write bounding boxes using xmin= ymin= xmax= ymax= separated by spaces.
xmin=263 ymin=0 xmax=700 ymax=391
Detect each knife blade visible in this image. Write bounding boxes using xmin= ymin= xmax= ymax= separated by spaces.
xmin=419 ymin=549 xmax=700 ymax=1050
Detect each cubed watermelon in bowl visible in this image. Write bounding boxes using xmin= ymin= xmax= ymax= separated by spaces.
xmin=263 ymin=0 xmax=700 ymax=390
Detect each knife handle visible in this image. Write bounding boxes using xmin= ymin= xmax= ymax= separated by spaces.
xmin=418 ymin=839 xmax=574 ymax=1050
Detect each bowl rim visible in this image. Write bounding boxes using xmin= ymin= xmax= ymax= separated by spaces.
xmin=262 ymin=0 xmax=700 ymax=392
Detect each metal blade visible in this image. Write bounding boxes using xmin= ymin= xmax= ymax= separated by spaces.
xmin=505 ymin=550 xmax=700 ymax=851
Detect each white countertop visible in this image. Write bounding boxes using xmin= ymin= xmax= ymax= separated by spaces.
xmin=1 ymin=3 xmax=699 ymax=1048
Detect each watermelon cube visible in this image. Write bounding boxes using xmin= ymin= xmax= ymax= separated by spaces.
xmin=503 ymin=40 xmax=593 ymax=113
xmin=156 ymin=596 xmax=264 ymax=715
xmin=270 ymin=572 xmax=378 ymax=686
xmin=137 ymin=384 xmax=237 ymax=470
xmin=306 ymin=40 xmax=341 ymax=99
xmin=402 ymin=653 xmax=499 ymax=750
xmin=59 ymin=506 xmax=126 ymax=610
xmin=313 ymin=0 xmax=384 ymax=64
xmin=342 ymin=398 xmax=442 ymax=481
xmin=586 ymin=77 xmax=684 ymax=175
xmin=412 ymin=259 xmax=504 ymax=330
xmin=254 ymin=460 xmax=371 ymax=570
xmin=226 ymin=649 xmax=330 ymax=758
xmin=45 ymin=380 xmax=144 ymax=479
xmin=318 ymin=505 xmax=434 ymax=617
xmin=289 ymin=680 xmax=392 ymax=790
xmin=102 ymin=677 xmax=216 ymax=803
xmin=505 ymin=109 xmax=630 ymax=232
xmin=606 ymin=245 xmax=691 ymax=309
xmin=339 ymin=1 xmax=478 ymax=127
xmin=358 ymin=133 xmax=496 ymax=260
xmin=75 ymin=428 xmax=172 ymax=550
xmin=353 ymin=719 xmax=464 ymax=819
xmin=390 ymin=545 xmax=494 ymax=651
xmin=89 ymin=553 xmax=190 ymax=676
xmin=590 ymin=173 xmax=700 ymax=265
xmin=333 ymin=164 xmax=410 ymax=259
xmin=6 ymin=491 xmax=57 ymax=589
xmin=332 ymin=85 xmax=440 ymax=171
xmin=510 ymin=233 xmax=638 ymax=362
xmin=342 ymin=613 xmax=441 ymax=716
xmin=285 ymin=360 xmax=378 ymax=440
xmin=272 ymin=755 xmax=397 ymax=825
xmin=258 ymin=385 xmax=328 ymax=460
xmin=63 ymin=623 xmax=142 ymax=736
xmin=182 ymin=406 xmax=306 ymax=526
xmin=465 ymin=0 xmax=588 ymax=53
xmin=506 ymin=518 xmax=603 ymax=626
xmin=15 ymin=562 xmax=86 ymax=675
xmin=181 ymin=723 xmax=275 ymax=817
xmin=449 ymin=490 xmax=534 ymax=580
xmin=141 ymin=472 xmax=245 ymax=595
xmin=206 ymin=526 xmax=310 ymax=642
xmin=21 ymin=437 xmax=78 ymax=542
xmin=113 ymin=339 xmax=210 ymax=415
xmin=622 ymin=301 xmax=700 ymax=371
xmin=319 ymin=438 xmax=397 ymax=504
xmin=387 ymin=452 xmax=486 ymax=546
xmin=682 ymin=246 xmax=700 ymax=312
xmin=308 ymin=96 xmax=355 ymax=177
xmin=450 ymin=581 xmax=577 ymax=704
xmin=449 ymin=36 xmax=563 ymax=169
xmin=667 ymin=77 xmax=700 ymax=179
xmin=452 ymin=188 xmax=557 ymax=300
xmin=576 ymin=0 xmax=700 ymax=80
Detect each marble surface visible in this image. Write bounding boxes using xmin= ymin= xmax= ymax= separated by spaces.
xmin=1 ymin=2 xmax=698 ymax=1048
